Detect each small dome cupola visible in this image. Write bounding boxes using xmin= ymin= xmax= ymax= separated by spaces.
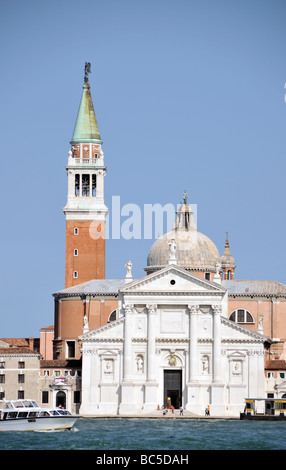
xmin=220 ymin=233 xmax=235 ymax=280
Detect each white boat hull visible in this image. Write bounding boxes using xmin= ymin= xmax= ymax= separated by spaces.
xmin=0 ymin=416 xmax=78 ymax=432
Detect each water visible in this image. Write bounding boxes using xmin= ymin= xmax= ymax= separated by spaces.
xmin=0 ymin=418 xmax=285 ymax=451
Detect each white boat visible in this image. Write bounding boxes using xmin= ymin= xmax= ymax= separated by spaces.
xmin=0 ymin=399 xmax=78 ymax=431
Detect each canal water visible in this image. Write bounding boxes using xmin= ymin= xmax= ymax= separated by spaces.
xmin=0 ymin=418 xmax=285 ymax=451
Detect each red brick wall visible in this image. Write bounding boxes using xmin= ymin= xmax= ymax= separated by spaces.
xmin=65 ymin=220 xmax=105 ymax=288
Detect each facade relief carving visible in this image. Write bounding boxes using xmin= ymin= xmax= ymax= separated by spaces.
xmin=201 ymin=354 xmax=210 ymax=375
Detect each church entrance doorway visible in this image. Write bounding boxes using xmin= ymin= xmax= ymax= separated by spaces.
xmin=164 ymin=370 xmax=182 ymax=409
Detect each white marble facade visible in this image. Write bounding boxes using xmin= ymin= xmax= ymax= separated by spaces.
xmin=79 ymin=265 xmax=266 ymax=417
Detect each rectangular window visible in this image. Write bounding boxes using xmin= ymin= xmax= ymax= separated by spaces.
xmin=0 ymin=374 xmax=5 ymax=383
xmin=42 ymin=391 xmax=49 ymax=404
xmin=92 ymin=174 xmax=96 ymax=196
xmin=275 ymin=400 xmax=286 ymax=409
xmin=18 ymin=361 xmax=25 ymax=369
xmin=0 ymin=362 xmax=5 ymax=369
xmin=18 ymin=374 xmax=25 ymax=383
xmin=66 ymin=341 xmax=76 ymax=359
xmin=74 ymin=390 xmax=81 ymax=404
xmin=75 ymin=174 xmax=80 ymax=196
xmin=0 ymin=391 xmax=5 ymax=400
xmin=18 ymin=390 xmax=24 ymax=399
xmin=82 ymin=174 xmax=90 ymax=196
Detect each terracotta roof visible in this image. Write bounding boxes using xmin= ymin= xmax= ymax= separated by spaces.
xmin=0 ymin=338 xmax=31 ymax=348
xmin=0 ymin=347 xmax=40 ymax=356
xmin=41 ymin=359 xmax=82 ymax=368
xmin=265 ymin=360 xmax=286 ymax=370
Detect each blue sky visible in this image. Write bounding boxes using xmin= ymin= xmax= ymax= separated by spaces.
xmin=1 ymin=0 xmax=286 ymax=337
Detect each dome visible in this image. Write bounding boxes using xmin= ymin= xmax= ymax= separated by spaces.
xmin=146 ymin=201 xmax=221 ymax=273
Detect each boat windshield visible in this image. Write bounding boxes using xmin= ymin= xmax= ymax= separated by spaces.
xmin=57 ymin=409 xmax=72 ymax=415
xmin=3 ymin=399 xmax=39 ymax=410
xmin=22 ymin=400 xmax=39 ymax=408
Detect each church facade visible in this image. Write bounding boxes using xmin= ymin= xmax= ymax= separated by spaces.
xmin=79 ymin=261 xmax=267 ymax=417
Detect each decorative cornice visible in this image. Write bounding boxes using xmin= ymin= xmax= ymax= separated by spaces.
xmin=121 ymin=291 xmax=223 ymax=297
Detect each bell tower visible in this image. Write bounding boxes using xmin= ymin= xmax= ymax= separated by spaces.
xmin=63 ymin=63 xmax=108 ymax=288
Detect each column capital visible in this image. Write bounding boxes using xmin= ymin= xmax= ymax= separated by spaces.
xmin=123 ymin=304 xmax=134 ymax=314
xmin=212 ymin=304 xmax=222 ymax=315
xmin=146 ymin=304 xmax=157 ymax=314
xmin=187 ymin=304 xmax=200 ymax=314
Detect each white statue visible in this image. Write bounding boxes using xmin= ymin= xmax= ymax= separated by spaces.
xmin=215 ymin=262 xmax=221 ymax=275
xmin=168 ymin=239 xmax=177 ymax=265
xmin=125 ymin=261 xmax=132 ymax=276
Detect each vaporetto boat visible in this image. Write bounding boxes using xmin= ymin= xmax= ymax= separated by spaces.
xmin=0 ymin=399 xmax=78 ymax=431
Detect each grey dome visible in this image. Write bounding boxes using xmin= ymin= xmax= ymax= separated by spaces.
xmin=146 ymin=203 xmax=220 ymax=272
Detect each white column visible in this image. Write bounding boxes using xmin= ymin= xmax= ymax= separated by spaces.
xmin=119 ymin=304 xmax=135 ymax=414
xmin=146 ymin=304 xmax=157 ymax=382
xmin=143 ymin=304 xmax=158 ymax=411
xmin=67 ymin=169 xmax=75 ymax=200
xmin=188 ymin=304 xmax=199 ymax=382
xmin=96 ymin=169 xmax=105 ymax=203
xmin=79 ymin=346 xmax=92 ymax=416
xmin=186 ymin=304 xmax=200 ymax=413
xmin=122 ymin=304 xmax=133 ymax=381
xmin=210 ymin=304 xmax=225 ymax=416
xmin=212 ymin=305 xmax=223 ymax=383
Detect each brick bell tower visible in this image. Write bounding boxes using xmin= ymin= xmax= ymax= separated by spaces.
xmin=63 ymin=63 xmax=108 ymax=288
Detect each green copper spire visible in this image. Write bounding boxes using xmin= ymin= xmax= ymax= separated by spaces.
xmin=71 ymin=63 xmax=102 ymax=144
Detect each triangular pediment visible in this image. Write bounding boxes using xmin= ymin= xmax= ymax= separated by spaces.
xmin=79 ymin=318 xmax=124 ymax=341
xmin=120 ymin=265 xmax=226 ymax=295
xmin=221 ymin=316 xmax=270 ymax=342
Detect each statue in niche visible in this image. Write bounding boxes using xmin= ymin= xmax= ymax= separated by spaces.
xmin=104 ymin=359 xmax=113 ymax=375
xmin=136 ymin=355 xmax=144 ymax=374
xmin=202 ymin=355 xmax=210 ymax=374
xmin=232 ymin=361 xmax=242 ymax=375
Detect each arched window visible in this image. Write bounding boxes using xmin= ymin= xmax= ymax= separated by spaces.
xmin=229 ymin=309 xmax=254 ymax=324
xmin=108 ymin=310 xmax=118 ymax=322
